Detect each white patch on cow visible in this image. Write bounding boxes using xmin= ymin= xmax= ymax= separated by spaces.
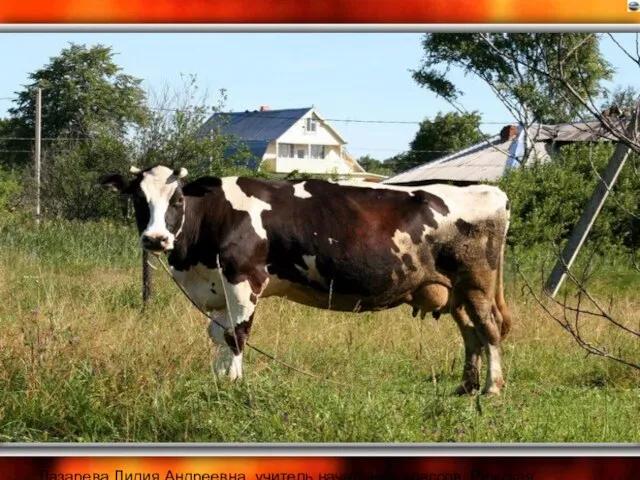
xmin=172 ymin=263 xmax=226 ymax=312
xmin=174 ymin=200 xmax=187 ymax=240
xmin=207 ymin=313 xmax=234 ymax=376
xmin=294 ymin=255 xmax=326 ymax=286
xmin=223 ymin=278 xmax=256 ymax=326
xmin=139 ymin=165 xmax=181 ymax=249
xmin=293 ymin=182 xmax=312 ymax=199
xmin=221 ymin=177 xmax=272 ymax=240
xmin=229 ymin=352 xmax=244 ymax=381
xmin=484 ymin=344 xmax=504 ymax=395
xmin=328 ymin=237 xmax=338 ymax=245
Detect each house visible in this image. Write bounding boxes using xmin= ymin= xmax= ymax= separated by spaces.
xmin=198 ymin=106 xmax=386 ymax=182
xmin=383 ymin=120 xmax=620 ymax=187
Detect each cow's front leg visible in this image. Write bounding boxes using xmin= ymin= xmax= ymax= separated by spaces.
xmin=207 ymin=312 xmax=235 ymax=377
xmin=218 ymin=274 xmax=261 ymax=381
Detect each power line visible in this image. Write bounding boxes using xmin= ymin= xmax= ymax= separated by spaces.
xmin=1 ymin=102 xmax=512 ymax=126
xmin=146 ymin=106 xmax=512 ymax=126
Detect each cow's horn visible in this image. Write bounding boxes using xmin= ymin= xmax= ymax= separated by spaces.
xmin=130 ymin=166 xmax=142 ymax=174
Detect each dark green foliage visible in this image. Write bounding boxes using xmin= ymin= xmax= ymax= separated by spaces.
xmin=498 ymin=142 xmax=640 ymax=251
xmin=6 ymin=43 xmax=149 ymax=170
xmin=40 ymin=134 xmax=133 ymax=221
xmin=356 ymin=155 xmax=395 ymax=176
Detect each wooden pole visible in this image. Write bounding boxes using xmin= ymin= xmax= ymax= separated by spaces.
xmin=35 ymin=87 xmax=42 ymax=226
xmin=142 ymin=250 xmax=152 ymax=307
xmin=544 ymin=107 xmax=639 ymax=298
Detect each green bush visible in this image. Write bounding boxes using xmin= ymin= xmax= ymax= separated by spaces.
xmin=40 ymin=134 xmax=132 ymax=221
xmin=0 ymin=167 xmax=23 ymax=218
xmin=497 ymin=143 xmax=640 ymax=252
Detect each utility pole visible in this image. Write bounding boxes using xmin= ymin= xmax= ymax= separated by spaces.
xmin=35 ymin=86 xmax=42 ymax=226
xmin=544 ymin=106 xmax=639 ymax=298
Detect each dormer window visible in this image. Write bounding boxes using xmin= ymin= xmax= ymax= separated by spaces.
xmin=306 ymin=118 xmax=317 ymax=133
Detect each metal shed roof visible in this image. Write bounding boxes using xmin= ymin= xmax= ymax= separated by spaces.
xmin=383 ymin=120 xmax=620 ymax=185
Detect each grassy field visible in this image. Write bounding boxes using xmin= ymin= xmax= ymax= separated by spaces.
xmin=0 ymin=219 xmax=638 ymax=442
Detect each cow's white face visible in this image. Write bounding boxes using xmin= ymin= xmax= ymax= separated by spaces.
xmin=136 ymin=165 xmax=188 ymax=252
xmin=100 ymin=165 xmax=188 ymax=253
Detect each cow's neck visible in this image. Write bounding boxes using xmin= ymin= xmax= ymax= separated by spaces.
xmin=166 ymin=191 xmax=226 ymax=272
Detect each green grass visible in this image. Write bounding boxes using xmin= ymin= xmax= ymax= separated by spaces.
xmin=0 ymin=219 xmax=638 ymax=442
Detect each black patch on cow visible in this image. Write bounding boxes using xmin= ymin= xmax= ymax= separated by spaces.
xmin=401 ymin=253 xmax=417 ymax=272
xmin=182 ymin=177 xmax=223 ymax=197
xmin=483 ymin=219 xmax=500 ymax=270
xmin=455 ymin=219 xmax=478 ymax=237
xmin=224 ymin=314 xmax=254 ymax=355
xmin=412 ymin=191 xmax=450 ymax=217
xmin=432 ymin=242 xmax=460 ymax=274
xmin=249 ymin=293 xmax=258 ymax=304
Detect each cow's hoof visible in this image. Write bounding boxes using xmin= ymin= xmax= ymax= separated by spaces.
xmin=481 ymin=386 xmax=502 ymax=397
xmin=453 ymin=383 xmax=479 ymax=396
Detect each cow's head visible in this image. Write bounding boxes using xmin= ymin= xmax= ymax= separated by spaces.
xmin=99 ymin=165 xmax=188 ymax=253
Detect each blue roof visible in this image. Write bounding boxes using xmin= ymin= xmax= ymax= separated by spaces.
xmin=198 ymin=108 xmax=312 ymax=141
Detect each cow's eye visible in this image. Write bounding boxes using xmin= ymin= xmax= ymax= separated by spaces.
xmin=174 ymin=197 xmax=184 ymax=206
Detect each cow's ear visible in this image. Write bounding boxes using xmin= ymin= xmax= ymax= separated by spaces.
xmin=173 ymin=167 xmax=188 ymax=179
xmin=99 ymin=173 xmax=129 ymax=193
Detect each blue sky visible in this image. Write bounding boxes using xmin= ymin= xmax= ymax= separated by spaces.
xmin=0 ymin=33 xmax=638 ymax=160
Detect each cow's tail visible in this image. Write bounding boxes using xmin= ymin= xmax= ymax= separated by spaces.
xmin=495 ymin=204 xmax=512 ymax=340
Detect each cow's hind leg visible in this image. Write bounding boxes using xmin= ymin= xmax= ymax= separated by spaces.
xmin=450 ymin=298 xmax=483 ymax=395
xmin=464 ymin=288 xmax=504 ymax=396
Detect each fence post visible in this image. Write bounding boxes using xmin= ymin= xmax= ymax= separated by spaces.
xmin=35 ymin=86 xmax=42 ymax=226
xmin=142 ymin=249 xmax=152 ymax=307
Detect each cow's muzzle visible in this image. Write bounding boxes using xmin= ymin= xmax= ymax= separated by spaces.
xmin=140 ymin=234 xmax=173 ymax=253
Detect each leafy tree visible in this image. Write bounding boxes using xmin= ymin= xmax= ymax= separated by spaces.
xmin=6 ymin=43 xmax=149 ymax=168
xmin=130 ymin=78 xmax=263 ymax=180
xmin=404 ymin=111 xmax=483 ymax=171
xmin=357 ymin=155 xmax=394 ymax=176
xmin=383 ymin=111 xmax=483 ymax=174
xmin=412 ymin=34 xmax=612 ymax=127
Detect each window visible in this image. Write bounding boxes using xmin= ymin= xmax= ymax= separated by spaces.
xmin=310 ymin=145 xmax=325 ymax=159
xmin=305 ymin=118 xmax=317 ymax=133
xmin=296 ymin=148 xmax=306 ymax=159
xmin=278 ymin=143 xmax=294 ymax=158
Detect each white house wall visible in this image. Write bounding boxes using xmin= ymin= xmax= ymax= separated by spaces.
xmin=273 ymin=146 xmax=352 ymax=174
xmin=277 ymin=111 xmax=342 ymax=146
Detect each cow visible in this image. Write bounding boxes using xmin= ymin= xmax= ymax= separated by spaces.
xmin=99 ymin=164 xmax=512 ymax=396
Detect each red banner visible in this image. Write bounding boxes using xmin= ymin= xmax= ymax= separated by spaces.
xmin=1 ymin=457 xmax=639 ymax=480
xmin=1 ymin=0 xmax=640 ymax=24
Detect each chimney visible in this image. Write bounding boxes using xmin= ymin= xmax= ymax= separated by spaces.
xmin=260 ymin=105 xmax=271 ymax=112
xmin=500 ymin=125 xmax=518 ymax=142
